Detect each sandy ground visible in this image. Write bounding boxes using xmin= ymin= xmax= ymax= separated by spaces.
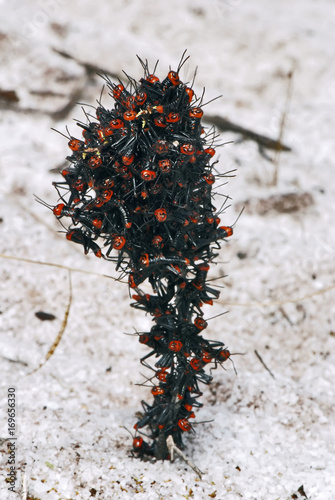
xmin=1 ymin=1 xmax=335 ymax=499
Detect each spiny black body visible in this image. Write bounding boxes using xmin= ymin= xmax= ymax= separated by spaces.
xmin=51 ymin=55 xmax=233 ymax=460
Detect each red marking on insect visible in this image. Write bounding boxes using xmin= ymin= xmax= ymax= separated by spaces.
xmin=140 ymin=253 xmax=150 ymax=267
xmin=190 ymin=358 xmax=203 ymax=371
xmin=135 ymin=91 xmax=147 ymax=106
xmin=194 ymin=317 xmax=208 ymax=330
xmin=147 ymin=74 xmax=159 ymax=84
xmin=189 ymin=107 xmax=203 ymax=119
xmin=203 ymin=174 xmax=215 ymax=185
xmin=91 ymin=218 xmax=101 ymax=229
xmin=185 ymin=87 xmax=194 ymax=102
xmin=169 ymin=340 xmax=183 ymax=352
xmin=152 ymin=235 xmax=163 ymax=247
xmin=189 ymin=213 xmax=199 ymax=224
xmin=133 ymin=436 xmax=143 ymax=449
xmin=158 ymin=159 xmax=171 ymax=173
xmin=122 ymin=154 xmax=135 ymax=165
xmin=154 ymin=105 xmax=165 ymax=114
xmin=180 ymin=143 xmax=196 ymax=155
xmin=202 ymin=351 xmax=212 ymax=363
xmin=151 ymin=386 xmax=165 ymax=396
xmin=141 ymin=170 xmax=156 ymax=181
xmin=155 ymin=140 xmax=169 ymax=155
xmin=219 ymin=226 xmax=233 ymax=238
xmin=101 ymin=189 xmax=114 ymax=202
xmin=53 ymin=203 xmax=66 ymax=217
xmin=170 ymin=264 xmax=182 ymax=275
xmin=218 ymin=349 xmax=231 ymax=362
xmin=153 ymin=116 xmax=166 ymax=128
xmin=104 ymin=126 xmax=114 ymax=137
xmin=113 ymin=84 xmax=125 ymax=99
xmin=167 ymin=71 xmax=179 ymax=85
xmin=61 ymin=167 xmax=71 ymax=178
xmin=65 ymin=230 xmax=78 ymax=242
xmin=109 ymin=119 xmax=124 ymax=129
xmin=123 ymin=110 xmax=137 ymax=121
xmin=154 ymin=208 xmax=167 ymax=222
xmin=204 ymin=147 xmax=216 ymax=157
xmin=94 ymin=196 xmax=105 ymax=208
xmin=156 ymin=368 xmax=168 ymax=382
xmin=113 ymin=235 xmax=126 ymax=250
xmin=139 ymin=334 xmax=150 ymax=344
xmin=101 ymin=179 xmax=115 ymax=189
xmin=204 ymin=299 xmax=213 ymax=306
xmin=68 ymin=139 xmax=82 ymax=151
xmin=166 ymin=112 xmax=180 ymax=123
xmin=97 ymin=129 xmax=105 ymax=142
xmin=125 ymin=95 xmax=136 ymax=110
xmin=178 ymin=419 xmax=191 ymax=432
xmin=129 ymin=274 xmax=137 ymax=289
xmin=72 ymin=179 xmax=86 ymax=191
xmin=88 ymin=156 xmax=102 ymax=169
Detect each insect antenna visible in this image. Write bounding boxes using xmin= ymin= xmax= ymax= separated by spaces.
xmin=177 ymin=49 xmax=190 ymax=73
xmin=50 ymin=127 xmax=71 ymax=140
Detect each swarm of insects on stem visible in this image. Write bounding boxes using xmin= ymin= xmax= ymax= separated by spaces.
xmin=48 ymin=51 xmax=234 ymax=463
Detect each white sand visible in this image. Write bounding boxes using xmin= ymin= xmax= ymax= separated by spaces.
xmin=1 ymin=1 xmax=334 ymax=498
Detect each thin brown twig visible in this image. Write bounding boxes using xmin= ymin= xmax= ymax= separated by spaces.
xmin=254 ymin=350 xmax=275 ymax=379
xmin=203 ymin=115 xmax=292 ymax=154
xmin=272 ymin=67 xmax=295 ymax=185
xmin=27 ymin=271 xmax=73 ymax=375
xmin=166 ymin=435 xmax=203 ymax=479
